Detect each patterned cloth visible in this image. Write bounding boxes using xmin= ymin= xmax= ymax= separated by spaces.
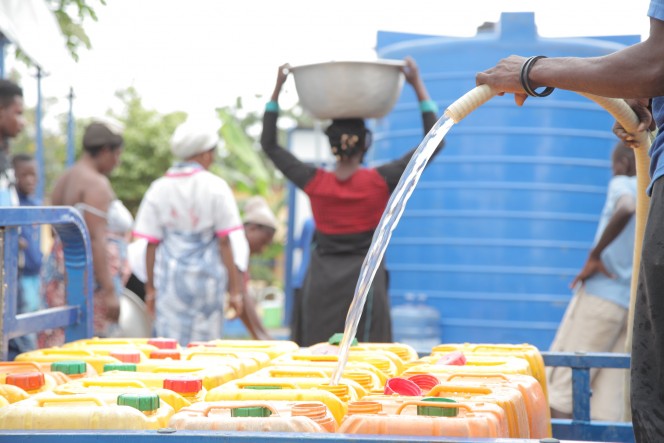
xmin=38 ymin=232 xmax=130 ymax=348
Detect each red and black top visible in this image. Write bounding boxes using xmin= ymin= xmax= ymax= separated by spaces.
xmin=260 ymin=110 xmax=442 ymax=236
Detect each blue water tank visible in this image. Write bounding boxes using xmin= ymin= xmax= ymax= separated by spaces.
xmin=373 ymin=12 xmax=640 ymax=350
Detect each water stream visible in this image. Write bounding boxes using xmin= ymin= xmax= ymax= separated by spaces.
xmin=331 ymin=114 xmax=456 ymax=385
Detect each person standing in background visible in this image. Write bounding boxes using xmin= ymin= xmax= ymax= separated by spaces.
xmin=230 ymin=196 xmax=278 ymax=340
xmin=13 ymin=154 xmax=43 ymax=315
xmin=13 ymin=153 xmax=43 ymax=347
xmin=547 ymin=142 xmax=636 ymax=422
xmin=0 ymin=79 xmax=24 ymax=207
xmin=133 ymin=119 xmax=243 ymax=345
xmin=262 ymin=57 xmax=444 ymax=346
xmin=0 ymin=79 xmax=28 ymax=359
xmin=40 ymin=120 xmax=132 ymax=347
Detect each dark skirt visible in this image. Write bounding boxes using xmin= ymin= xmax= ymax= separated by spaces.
xmin=292 ymin=230 xmax=392 ymax=347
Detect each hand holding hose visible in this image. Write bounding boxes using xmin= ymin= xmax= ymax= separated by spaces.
xmin=612 ymin=98 xmax=655 ymax=149
xmin=476 ymin=55 xmax=532 ymax=106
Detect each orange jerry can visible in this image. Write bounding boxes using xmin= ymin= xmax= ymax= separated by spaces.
xmin=426 ymin=383 xmax=530 ymax=438
xmin=434 ymin=372 xmax=551 ymax=438
xmin=431 ymin=343 xmax=547 ymax=398
xmin=169 ymin=400 xmax=336 ymax=433
xmin=338 ymin=398 xmax=509 ymax=438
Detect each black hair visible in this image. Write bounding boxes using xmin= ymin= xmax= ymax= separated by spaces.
xmin=324 ymin=118 xmax=373 ymax=160
xmin=0 ymin=79 xmax=23 ymax=108
xmin=11 ymin=153 xmax=34 ymax=169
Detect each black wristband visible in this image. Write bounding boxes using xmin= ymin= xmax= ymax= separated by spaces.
xmin=520 ymin=56 xmax=555 ymax=97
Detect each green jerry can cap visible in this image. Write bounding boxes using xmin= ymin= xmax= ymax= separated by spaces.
xmin=103 ymin=363 xmax=138 ymax=372
xmin=417 ymin=397 xmax=458 ymax=417
xmin=231 ymin=406 xmax=273 ymax=417
xmin=117 ymin=393 xmax=160 ymax=412
xmin=51 ymin=360 xmax=87 ymax=375
xmin=328 ymin=333 xmax=358 ymax=346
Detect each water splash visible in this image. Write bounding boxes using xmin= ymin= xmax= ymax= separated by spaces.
xmin=331 ymin=115 xmax=456 ymax=385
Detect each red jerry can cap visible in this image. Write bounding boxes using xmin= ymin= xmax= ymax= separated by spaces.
xmin=6 ymin=371 xmax=45 ymax=391
xmin=150 ymin=349 xmax=181 ymax=360
xmin=110 ymin=350 xmax=142 ymax=363
xmin=147 ymin=338 xmax=178 ymax=349
xmin=163 ymin=376 xmax=203 ymax=394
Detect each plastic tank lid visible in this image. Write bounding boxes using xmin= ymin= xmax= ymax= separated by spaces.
xmin=328 ymin=333 xmax=358 ymax=346
xmin=147 ymin=338 xmax=178 ymax=349
xmin=418 ymin=397 xmax=458 ymax=417
xmin=103 ymin=363 xmax=137 ymax=372
xmin=163 ymin=376 xmax=203 ymax=393
xmin=231 ymin=406 xmax=273 ymax=417
xmin=6 ymin=372 xmax=45 ymax=391
xmin=110 ymin=350 xmax=141 ymax=363
xmin=51 ymin=360 xmax=87 ymax=375
xmin=117 ymin=393 xmax=160 ymax=412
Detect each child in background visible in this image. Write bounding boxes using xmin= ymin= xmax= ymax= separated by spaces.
xmin=9 ymin=154 xmax=42 ymax=355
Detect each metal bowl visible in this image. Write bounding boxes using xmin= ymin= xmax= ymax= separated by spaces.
xmin=290 ymin=60 xmax=406 ymax=119
xmin=117 ymin=288 xmax=152 ymax=338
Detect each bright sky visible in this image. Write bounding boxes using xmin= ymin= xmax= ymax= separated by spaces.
xmin=11 ymin=0 xmax=653 ymax=123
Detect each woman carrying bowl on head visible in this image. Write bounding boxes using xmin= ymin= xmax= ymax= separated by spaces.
xmin=261 ymin=57 xmax=444 ymax=346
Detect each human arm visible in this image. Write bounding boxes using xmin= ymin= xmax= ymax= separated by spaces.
xmin=82 ymin=181 xmax=120 ymax=322
xmin=376 ymin=57 xmax=444 ymax=191
xmin=144 ymin=241 xmax=157 ymax=317
xmin=236 ymin=271 xmax=273 ymax=340
xmin=476 ymin=17 xmax=664 ymax=111
xmin=570 ymin=193 xmax=636 ymax=288
xmin=218 ymin=235 xmax=243 ymax=316
xmin=260 ymin=64 xmax=317 ymax=189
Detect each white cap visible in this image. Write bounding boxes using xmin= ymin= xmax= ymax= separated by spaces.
xmin=170 ymin=119 xmax=220 ymax=159
xmin=243 ymin=196 xmax=277 ymax=230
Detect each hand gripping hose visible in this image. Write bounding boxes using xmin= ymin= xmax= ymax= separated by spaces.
xmin=446 ymin=84 xmax=651 ymax=421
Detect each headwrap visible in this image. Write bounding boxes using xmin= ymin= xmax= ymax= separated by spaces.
xmin=83 ymin=118 xmax=124 ymax=149
xmin=243 ymin=196 xmax=277 ymax=230
xmin=170 ymin=119 xmax=220 ymax=160
xmin=324 ymin=118 xmax=372 ymax=160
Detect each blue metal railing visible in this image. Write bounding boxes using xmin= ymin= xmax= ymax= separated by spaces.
xmin=0 ymin=207 xmax=93 ymax=360
xmin=543 ymin=351 xmax=634 ymax=442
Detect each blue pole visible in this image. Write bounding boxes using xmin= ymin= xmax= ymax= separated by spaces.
xmin=35 ymin=68 xmax=44 ymax=202
xmin=0 ymin=34 xmax=6 ymax=78
xmin=66 ymin=87 xmax=75 ymax=166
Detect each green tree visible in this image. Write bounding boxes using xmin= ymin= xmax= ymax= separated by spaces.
xmin=49 ymin=0 xmax=106 ymax=62
xmin=109 ymin=87 xmax=186 ymax=214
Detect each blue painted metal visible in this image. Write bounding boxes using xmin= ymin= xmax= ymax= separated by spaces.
xmin=543 ymin=351 xmax=634 ymax=442
xmin=67 ymin=87 xmax=76 ymax=167
xmin=0 ymin=207 xmax=93 ymax=360
xmin=0 ymin=34 xmax=6 ymax=78
xmin=373 ymin=12 xmax=641 ymax=350
xmin=34 ymin=69 xmax=45 ymax=202
xmin=0 ymin=430 xmax=581 ymax=443
xmin=283 ymin=181 xmax=298 ymax=327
